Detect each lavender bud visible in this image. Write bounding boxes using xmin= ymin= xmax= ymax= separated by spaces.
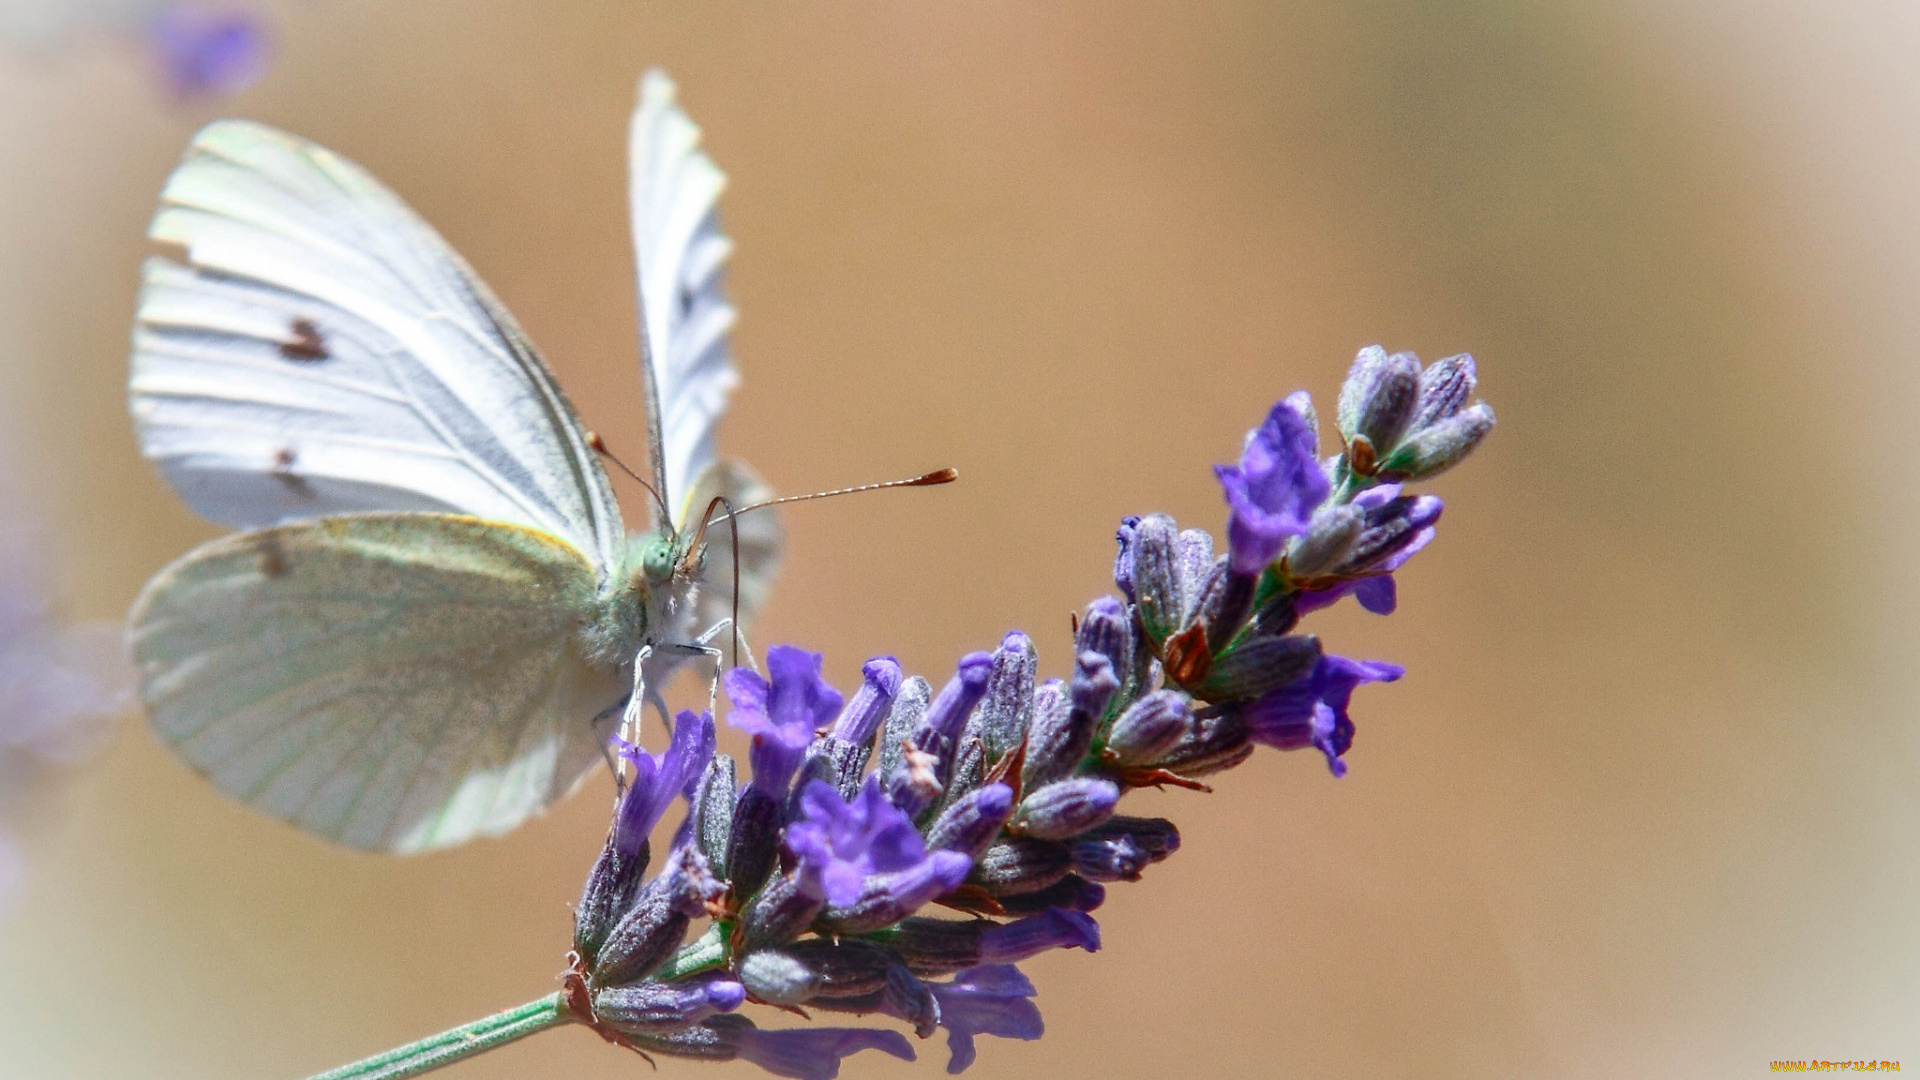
xmin=779 ymin=937 xmax=898 ymax=998
xmin=830 ymin=656 xmax=903 ymax=746
xmin=594 ymin=850 xmax=723 ymax=986
xmin=737 ymin=949 xmax=821 ymax=1005
xmin=815 ymin=851 xmax=973 ymax=934
xmin=594 ymin=976 xmax=745 ymax=1035
xmin=979 ymin=908 xmax=1101 ymax=961
xmin=805 ymin=737 xmax=871 ymax=801
xmin=1200 ymin=635 xmax=1322 ymax=702
xmin=1288 ymin=504 xmax=1365 ymax=581
xmin=1076 ymin=596 xmax=1134 ymax=694
xmin=884 ymin=965 xmax=940 ymax=1039
xmin=741 ymin=872 xmax=825 ymax=951
xmin=1379 ymin=402 xmax=1495 ymax=480
xmin=1148 ymin=707 xmax=1253 ymax=778
xmin=993 ymin=875 xmax=1107 ymax=916
xmin=887 ymin=739 xmax=944 ymax=816
xmin=1113 ymin=516 xmax=1141 ymax=600
xmin=574 ymin=829 xmax=646 ymax=965
xmin=1342 ymin=494 xmax=1443 ymax=575
xmin=724 ymin=786 xmax=787 ymax=901
xmin=1087 ymin=815 xmax=1181 ymax=861
xmin=925 ymin=782 xmax=1016 ymax=859
xmin=1285 ymin=388 xmax=1320 ymax=436
xmin=1191 ymin=557 xmax=1254 ymax=652
xmin=885 ymin=917 xmax=989 ymax=977
xmin=1023 ymin=661 xmax=1107 ymax=790
xmin=1129 ymin=513 xmax=1185 ymax=644
xmin=944 ymin=737 xmax=989 ymax=806
xmin=1104 ymin=690 xmax=1193 ymax=767
xmin=1175 ymin=529 xmax=1215 ymax=607
xmin=967 ymin=837 xmax=1072 ymax=896
xmin=1070 ymin=834 xmax=1150 ymax=881
xmin=969 ymin=631 xmax=1036 ymax=761
xmin=1338 ymin=345 xmax=1422 ymax=454
xmin=1071 ymin=652 xmax=1119 ymax=719
xmin=877 ymin=676 xmax=931 ymax=787
xmin=688 ymin=754 xmax=736 ymax=879
xmin=1409 ymin=352 xmax=1477 ymax=431
xmin=1014 ymin=778 xmax=1120 ymax=841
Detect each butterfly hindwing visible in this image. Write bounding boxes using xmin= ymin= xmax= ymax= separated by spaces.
xmin=129 ymin=514 xmax=626 ymax=853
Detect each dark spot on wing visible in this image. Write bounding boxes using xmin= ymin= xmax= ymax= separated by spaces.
xmin=678 ymin=287 xmax=695 ymax=318
xmin=255 ymin=533 xmax=289 ymax=579
xmin=272 ymin=446 xmax=315 ymax=499
xmin=279 ymin=318 xmax=329 ymax=362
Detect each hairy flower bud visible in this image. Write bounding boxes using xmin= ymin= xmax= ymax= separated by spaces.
xmin=1378 ymin=402 xmax=1495 ymax=480
xmin=1200 ymin=635 xmax=1321 ymax=702
xmin=1014 ymin=778 xmax=1120 ymax=841
xmin=1075 ymin=597 xmax=1134 ymax=702
xmin=737 ymin=949 xmax=821 ymax=1006
xmin=691 ymin=753 xmax=736 ymax=877
xmin=594 ymin=849 xmax=724 ymax=987
xmin=992 ymin=875 xmax=1108 ymax=916
xmin=1147 ymin=707 xmax=1253 ymax=778
xmin=969 ymin=631 xmax=1036 ymax=761
xmin=1337 ymin=345 xmax=1421 ymax=456
xmin=877 ymin=676 xmax=931 ymax=792
xmin=967 ymin=837 xmax=1073 ymax=896
xmin=1023 ymin=659 xmax=1110 ymax=790
xmin=830 ymin=656 xmax=904 ymax=747
xmin=1103 ymin=690 xmax=1193 ymax=767
xmin=594 ymin=976 xmax=745 ymax=1035
xmin=924 ymin=782 xmax=1016 ymax=859
xmin=1409 ymin=352 xmax=1477 ymax=431
xmin=1069 ymin=834 xmax=1150 ymax=882
xmin=1129 ymin=514 xmax=1185 ymax=644
xmin=740 ymin=872 xmax=825 ymax=951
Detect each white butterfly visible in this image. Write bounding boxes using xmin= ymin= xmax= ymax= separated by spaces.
xmin=126 ymin=69 xmax=781 ymax=854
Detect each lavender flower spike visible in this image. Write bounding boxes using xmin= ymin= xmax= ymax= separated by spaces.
xmin=1214 ymin=395 xmax=1330 ymax=574
xmin=1245 ymin=654 xmax=1405 ymax=776
xmin=788 ymin=777 xmax=932 ymax=906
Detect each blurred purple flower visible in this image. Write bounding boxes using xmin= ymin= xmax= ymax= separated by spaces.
xmin=149 ymin=5 xmax=269 ymax=100
xmin=0 ymin=467 xmax=131 ymax=909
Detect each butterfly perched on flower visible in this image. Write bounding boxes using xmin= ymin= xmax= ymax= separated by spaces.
xmin=126 ymin=70 xmax=781 ymax=853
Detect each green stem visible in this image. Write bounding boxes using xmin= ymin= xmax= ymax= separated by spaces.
xmin=301 ymin=993 xmax=572 ymax=1080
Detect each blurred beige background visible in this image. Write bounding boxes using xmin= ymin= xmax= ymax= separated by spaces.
xmin=1 ymin=1 xmax=1914 ymax=1077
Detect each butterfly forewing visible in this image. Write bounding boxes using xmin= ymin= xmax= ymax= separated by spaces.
xmin=132 ymin=120 xmax=624 ymax=571
xmin=630 ymin=69 xmax=740 ymax=531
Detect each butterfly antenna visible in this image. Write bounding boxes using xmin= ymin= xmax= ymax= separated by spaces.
xmin=721 ymin=468 xmax=959 ymax=519
xmin=588 ymin=431 xmax=673 ymax=526
xmin=677 ymin=494 xmax=745 ymax=667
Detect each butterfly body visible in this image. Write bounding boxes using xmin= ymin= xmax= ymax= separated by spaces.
xmin=127 ymin=71 xmax=780 ymax=853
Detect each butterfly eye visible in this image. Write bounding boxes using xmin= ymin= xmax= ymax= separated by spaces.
xmin=639 ymin=535 xmax=677 ymax=582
